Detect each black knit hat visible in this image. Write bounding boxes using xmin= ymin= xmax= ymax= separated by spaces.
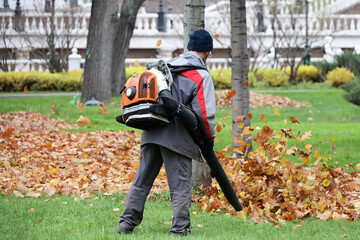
xmin=187 ymin=29 xmax=213 ymax=52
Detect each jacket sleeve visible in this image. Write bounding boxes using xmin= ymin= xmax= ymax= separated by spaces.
xmin=181 ymin=70 xmax=216 ymax=140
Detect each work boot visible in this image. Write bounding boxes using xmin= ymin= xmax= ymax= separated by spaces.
xmin=169 ymin=228 xmax=191 ymax=236
xmin=117 ymin=221 xmax=134 ymax=234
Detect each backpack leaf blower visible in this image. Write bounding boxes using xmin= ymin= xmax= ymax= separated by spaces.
xmin=116 ymin=60 xmax=242 ymax=211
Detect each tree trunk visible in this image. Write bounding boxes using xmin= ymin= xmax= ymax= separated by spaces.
xmin=183 ymin=0 xmax=211 ymax=190
xmin=81 ymin=0 xmax=118 ymax=102
xmin=183 ymin=0 xmax=205 ymax=53
xmin=111 ymin=0 xmax=145 ymax=96
xmin=230 ymin=0 xmax=252 ymax=159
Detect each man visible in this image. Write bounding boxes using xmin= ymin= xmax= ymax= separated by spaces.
xmin=118 ymin=29 xmax=216 ymax=236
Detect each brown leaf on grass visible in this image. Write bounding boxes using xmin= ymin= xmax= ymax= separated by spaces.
xmin=289 ymin=116 xmax=300 ymax=124
xmin=51 ymin=104 xmax=60 ymax=116
xmin=76 ymin=115 xmax=92 ymax=127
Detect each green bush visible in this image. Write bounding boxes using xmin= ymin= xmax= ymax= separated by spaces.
xmin=341 ymin=77 xmax=360 ymax=106
xmin=326 ymin=67 xmax=354 ymax=87
xmin=0 ymin=71 xmax=83 ymax=92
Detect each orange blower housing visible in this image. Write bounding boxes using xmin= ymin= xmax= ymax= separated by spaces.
xmin=117 ymin=70 xmax=170 ymax=130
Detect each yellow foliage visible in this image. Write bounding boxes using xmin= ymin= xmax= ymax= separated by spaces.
xmin=326 ymin=67 xmax=354 ymax=87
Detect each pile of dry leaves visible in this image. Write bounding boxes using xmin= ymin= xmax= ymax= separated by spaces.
xmin=0 ymin=112 xmax=168 ymax=198
xmin=216 ymin=90 xmax=310 ymax=108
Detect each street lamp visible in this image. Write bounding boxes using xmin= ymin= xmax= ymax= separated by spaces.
xmin=303 ymin=0 xmax=311 ymax=65
xmin=14 ymin=0 xmax=22 ymax=32
xmin=15 ymin=0 xmax=21 ymax=16
xmin=157 ymin=0 xmax=165 ymax=32
xmin=3 ymin=0 xmax=9 ymax=9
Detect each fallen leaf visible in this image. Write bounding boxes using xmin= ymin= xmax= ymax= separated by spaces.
xmin=289 ymin=116 xmax=300 ymax=124
xmin=113 ymin=208 xmax=120 ymax=212
xmin=273 ymin=108 xmax=280 ymax=116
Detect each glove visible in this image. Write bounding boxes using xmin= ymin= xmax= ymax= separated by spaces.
xmin=199 ymin=140 xmax=214 ymax=153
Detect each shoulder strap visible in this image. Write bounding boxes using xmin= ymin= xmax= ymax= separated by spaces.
xmin=168 ymin=64 xmax=208 ymax=74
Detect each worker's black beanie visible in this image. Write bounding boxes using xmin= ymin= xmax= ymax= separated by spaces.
xmin=187 ymin=29 xmax=213 ymax=52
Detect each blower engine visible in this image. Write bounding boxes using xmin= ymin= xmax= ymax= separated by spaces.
xmin=116 ymin=60 xmax=242 ymax=211
xmin=116 ymin=60 xmax=172 ymax=130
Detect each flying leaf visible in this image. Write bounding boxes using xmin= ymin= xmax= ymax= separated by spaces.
xmin=300 ymin=131 xmax=312 ymax=141
xmin=156 ymin=40 xmax=162 ymax=47
xmin=23 ymin=85 xmax=28 ymax=93
xmin=289 ymin=116 xmax=300 ymax=124
xmin=134 ymin=60 xmax=140 ymax=68
xmin=225 ymin=90 xmax=237 ymax=100
xmin=51 ymin=104 xmax=60 ymax=116
xmin=241 ymin=81 xmax=249 ymax=87
xmin=243 ymin=126 xmax=253 ymax=135
xmin=273 ymin=108 xmax=280 ymax=116
xmin=261 ymin=113 xmax=268 ymax=124
xmin=77 ymin=100 xmax=83 ymax=113
xmin=216 ymin=124 xmax=222 ymax=133
xmin=99 ymin=104 xmax=109 ymax=115
xmin=248 ymin=112 xmax=252 ymax=120
xmin=214 ymin=33 xmax=220 ymax=38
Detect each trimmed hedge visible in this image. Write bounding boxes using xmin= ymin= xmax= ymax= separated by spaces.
xmin=0 ymin=70 xmax=83 ymax=92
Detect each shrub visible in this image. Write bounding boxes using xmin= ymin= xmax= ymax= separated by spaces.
xmin=312 ymin=60 xmax=338 ymax=81
xmin=209 ymin=69 xmax=232 ymax=89
xmin=286 ymin=65 xmax=320 ymax=82
xmin=261 ymin=68 xmax=289 ymax=87
xmin=336 ymin=50 xmax=360 ymax=76
xmin=0 ymin=71 xmax=83 ymax=92
xmin=326 ymin=67 xmax=354 ymax=87
xmin=341 ymin=77 xmax=360 ymax=106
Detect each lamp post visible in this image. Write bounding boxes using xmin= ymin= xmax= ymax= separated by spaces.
xmin=157 ymin=0 xmax=165 ymax=32
xmin=15 ymin=0 xmax=21 ymax=16
xmin=3 ymin=0 xmax=9 ymax=9
xmin=14 ymin=0 xmax=22 ymax=32
xmin=303 ymin=0 xmax=311 ymax=65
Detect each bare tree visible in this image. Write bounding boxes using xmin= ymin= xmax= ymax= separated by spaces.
xmin=81 ymin=0 xmax=145 ymax=101
xmin=183 ymin=0 xmax=212 ymax=190
xmin=230 ymin=0 xmax=252 ymax=159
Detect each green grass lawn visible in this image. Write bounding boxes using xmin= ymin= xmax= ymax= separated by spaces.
xmin=1 ymin=194 xmax=360 ymax=240
xmin=1 ymin=87 xmax=360 ymax=239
